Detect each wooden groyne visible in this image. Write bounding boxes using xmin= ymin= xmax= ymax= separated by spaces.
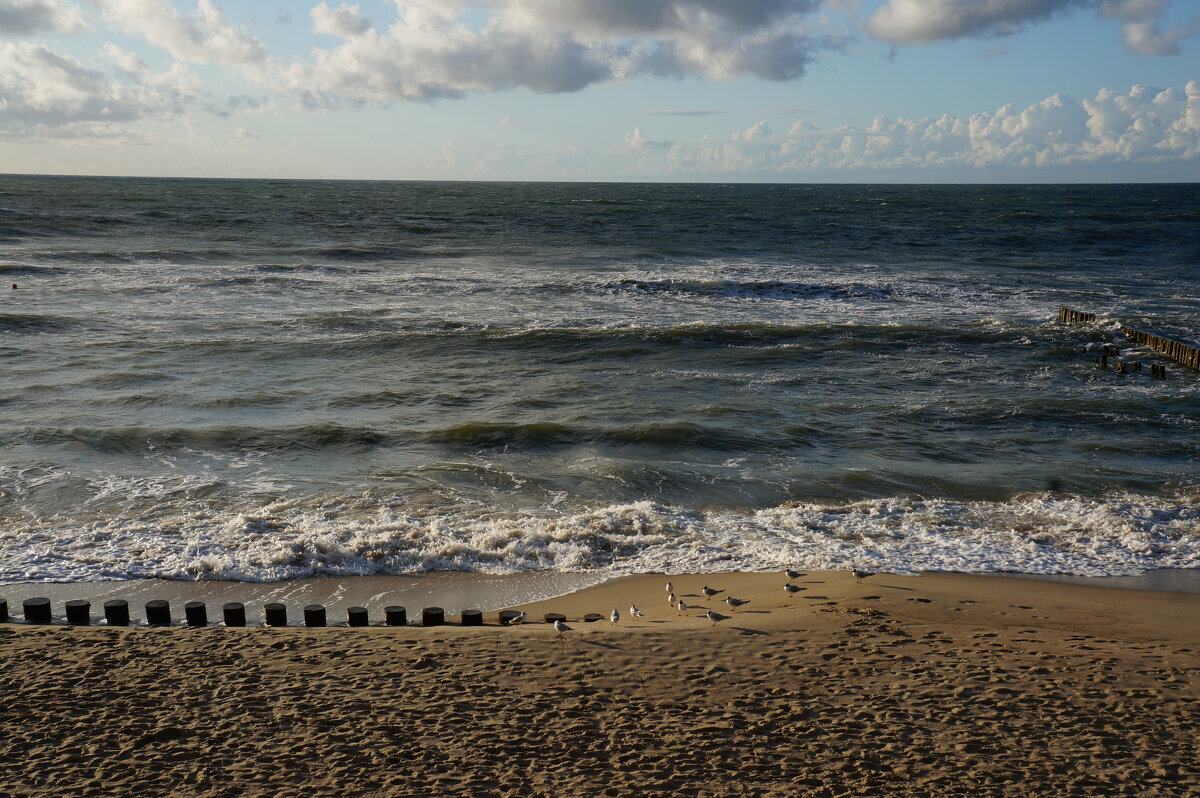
xmin=1058 ymin=307 xmax=1198 ymax=373
xmin=1119 ymin=326 xmax=1200 ymax=371
xmin=1058 ymin=308 xmax=1096 ymax=324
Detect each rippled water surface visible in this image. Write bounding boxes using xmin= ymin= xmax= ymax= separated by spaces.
xmin=2 ymin=176 xmax=1198 ymax=580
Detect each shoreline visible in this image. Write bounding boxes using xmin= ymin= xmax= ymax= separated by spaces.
xmin=1 ymin=570 xmax=1197 ymax=796
xmin=1 ymin=567 xmax=1198 ymax=628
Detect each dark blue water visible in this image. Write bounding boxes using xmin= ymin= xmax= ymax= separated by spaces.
xmin=1 ymin=176 xmax=1198 ymax=581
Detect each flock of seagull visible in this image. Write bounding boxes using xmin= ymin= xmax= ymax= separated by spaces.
xmin=525 ymin=568 xmax=877 ymax=635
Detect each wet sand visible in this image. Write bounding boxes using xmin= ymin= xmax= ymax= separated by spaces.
xmin=1 ymin=571 xmax=1198 ymax=796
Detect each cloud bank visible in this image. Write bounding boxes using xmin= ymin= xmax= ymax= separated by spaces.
xmin=284 ymin=0 xmax=827 ymax=104
xmin=867 ymin=0 xmax=1200 ymax=56
xmin=0 ymin=0 xmax=85 ymax=35
xmin=621 ymin=82 xmax=1200 ymax=176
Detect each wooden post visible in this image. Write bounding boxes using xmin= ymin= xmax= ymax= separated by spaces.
xmin=65 ymin=600 xmax=91 ymax=626
xmin=184 ymin=601 xmax=207 ymax=627
xmin=0 ymin=598 xmax=7 ymax=622
xmin=223 ymin=602 xmax=246 ymax=627
xmin=498 ymin=610 xmax=522 ymax=626
xmin=347 ymin=607 xmax=369 ymax=627
xmin=384 ymin=606 xmax=407 ymax=626
xmin=304 ymin=605 xmax=326 ymax=627
xmin=23 ymin=597 xmax=52 ymax=624
xmin=264 ymin=603 xmax=287 ymax=627
xmin=421 ymin=607 xmax=445 ymax=627
xmin=145 ymin=600 xmax=171 ymax=626
xmin=1116 ymin=361 xmax=1127 ymax=374
xmin=104 ymin=599 xmax=130 ymax=626
xmin=461 ymin=609 xmax=483 ymax=626
xmin=583 ymin=613 xmax=604 ymax=623
xmin=543 ymin=613 xmax=566 ymax=625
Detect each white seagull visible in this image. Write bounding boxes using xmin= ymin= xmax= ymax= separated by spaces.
xmin=666 ymin=581 xmax=674 ymax=594
xmin=705 ymin=610 xmax=730 ymax=626
xmin=785 ymin=568 xmax=803 ymax=581
xmin=630 ymin=604 xmax=644 ymax=618
xmin=853 ymin=569 xmax=876 ymax=583
xmin=554 ymin=619 xmax=572 ymax=635
xmin=784 ymin=583 xmax=803 ymax=597
xmin=701 ymin=586 xmax=723 ymax=600
xmin=610 ymin=608 xmax=620 ymax=625
xmin=508 ymin=611 xmax=527 ymax=626
xmin=667 ymin=592 xmax=677 ymax=607
xmin=724 ymin=597 xmax=750 ymax=612
xmin=677 ymin=600 xmax=689 ymax=616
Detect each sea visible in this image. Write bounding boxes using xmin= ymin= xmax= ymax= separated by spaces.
xmin=2 ymin=176 xmax=1198 ymax=598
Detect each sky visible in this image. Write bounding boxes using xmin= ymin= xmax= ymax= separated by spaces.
xmin=0 ymin=0 xmax=1198 ymax=181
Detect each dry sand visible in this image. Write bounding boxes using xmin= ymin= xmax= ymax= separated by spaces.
xmin=1 ymin=571 xmax=1198 ymax=797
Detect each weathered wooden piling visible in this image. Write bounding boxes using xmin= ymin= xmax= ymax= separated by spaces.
xmin=223 ymin=602 xmax=246 ymax=627
xmin=1119 ymin=325 xmax=1199 ymax=371
xmin=145 ymin=600 xmax=171 ymax=626
xmin=543 ymin=613 xmax=566 ymax=625
xmin=304 ymin=604 xmax=326 ymax=627
xmin=347 ymin=607 xmax=369 ymax=627
xmin=461 ymin=609 xmax=483 ymax=626
xmin=184 ymin=601 xmax=207 ymax=627
xmin=0 ymin=598 xmax=8 ymax=622
xmin=23 ymin=597 xmax=51 ymax=624
xmin=65 ymin=600 xmax=91 ymax=626
xmin=583 ymin=613 xmax=604 ymax=623
xmin=1059 ymin=307 xmax=1097 ymax=324
xmin=104 ymin=599 xmax=130 ymax=626
xmin=498 ymin=610 xmax=522 ymax=626
xmin=385 ymin=606 xmax=407 ymax=626
xmin=422 ymin=607 xmax=445 ymax=627
xmin=264 ymin=603 xmax=287 ymax=627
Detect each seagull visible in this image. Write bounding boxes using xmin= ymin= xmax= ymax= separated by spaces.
xmin=508 ymin=611 xmax=527 ymax=626
xmin=667 ymin=592 xmax=677 ymax=607
xmin=785 ymin=568 xmax=803 ymax=581
xmin=610 ymin=608 xmax=620 ymax=625
xmin=853 ymin=569 xmax=876 ymax=583
xmin=677 ymin=600 xmax=689 ymax=616
xmin=724 ymin=597 xmax=750 ymax=612
xmin=784 ymin=583 xmax=803 ymax=597
xmin=705 ymin=610 xmax=730 ymax=626
xmin=701 ymin=586 xmax=723 ymax=600
xmin=665 ymin=581 xmax=673 ymax=594
xmin=630 ymin=605 xmax=644 ymax=618
xmin=554 ymin=619 xmax=572 ymax=635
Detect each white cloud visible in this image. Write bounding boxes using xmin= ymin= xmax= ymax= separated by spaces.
xmin=867 ymin=0 xmax=1199 ymax=54
xmin=867 ymin=0 xmax=1084 ymax=44
xmin=0 ymin=0 xmax=86 ymax=35
xmin=0 ymin=41 xmax=185 ymax=137
xmin=282 ymin=0 xmax=829 ymax=105
xmin=622 ymin=82 xmax=1200 ymax=175
xmin=95 ymin=0 xmax=266 ymax=65
xmin=624 ymin=127 xmax=670 ymax=151
xmin=310 ymin=2 xmax=370 ymax=37
xmin=1099 ymin=0 xmax=1200 ymax=56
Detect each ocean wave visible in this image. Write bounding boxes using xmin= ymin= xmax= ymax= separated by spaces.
xmin=10 ymin=420 xmax=776 ymax=454
xmin=599 ymin=278 xmax=898 ymax=301
xmin=0 ymin=313 xmax=78 ymax=333
xmin=0 ymin=490 xmax=1196 ymax=582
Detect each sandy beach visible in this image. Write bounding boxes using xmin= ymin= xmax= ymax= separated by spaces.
xmin=1 ymin=570 xmax=1198 ymax=797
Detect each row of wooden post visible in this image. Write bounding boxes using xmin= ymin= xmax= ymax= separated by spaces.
xmin=1058 ymin=307 xmax=1096 ymax=324
xmin=0 ymin=598 xmax=486 ymax=628
xmin=0 ymin=598 xmax=602 ymax=628
xmin=1060 ymin=307 xmax=1196 ymax=373
xmin=1119 ymin=325 xmax=1200 ymax=371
